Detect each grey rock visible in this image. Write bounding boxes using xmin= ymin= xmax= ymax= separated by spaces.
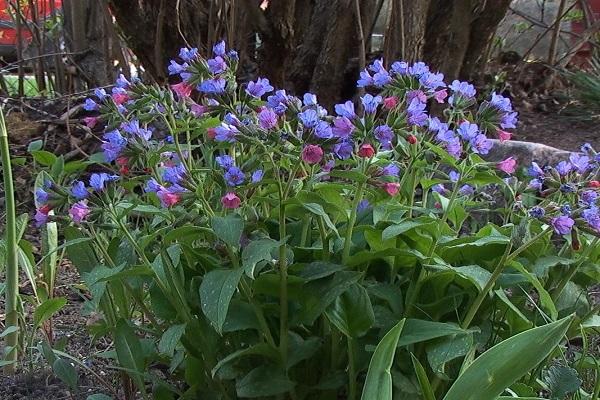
xmin=484 ymin=139 xmax=572 ymax=167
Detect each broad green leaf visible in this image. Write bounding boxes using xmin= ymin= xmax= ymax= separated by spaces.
xmin=427 ymin=334 xmax=473 ymax=374
xmin=34 ymin=297 xmax=67 ymax=329
xmin=27 ymin=139 xmax=43 ymax=152
xmin=53 ymin=358 xmax=78 ymax=390
xmin=326 ymin=284 xmax=374 ymax=338
xmin=158 ymin=324 xmax=186 ymax=357
xmin=543 ymin=365 xmax=581 ymax=399
xmin=211 ymin=214 xmax=244 ymax=248
xmin=212 ymin=343 xmax=278 ymax=378
xmin=443 ymin=315 xmax=574 ymax=400
xmin=293 ymin=261 xmax=345 ymax=281
xmin=411 ymin=354 xmax=436 ymax=400
xmin=242 ymin=238 xmax=279 ymax=277
xmin=0 ymin=326 xmax=18 ymax=338
xmin=398 ymin=319 xmax=470 ymax=347
xmin=287 ymin=333 xmax=321 ymax=369
xmin=361 ymin=319 xmax=406 ymax=400
xmin=236 ymin=365 xmax=295 ymax=398
xmin=200 ymin=268 xmax=244 ymax=333
xmin=31 ymin=150 xmax=57 ymax=166
xmin=382 ymin=218 xmax=436 ymax=241
xmin=581 ymin=314 xmax=600 ymax=329
xmin=302 ymin=203 xmax=339 ymax=237
xmin=509 ymin=261 xmax=557 ymax=320
xmin=222 ymin=300 xmax=261 ymax=332
xmin=87 ymin=394 xmax=113 ymax=400
xmin=64 ymin=226 xmax=98 ymax=274
xmin=114 ymin=320 xmax=145 ymax=389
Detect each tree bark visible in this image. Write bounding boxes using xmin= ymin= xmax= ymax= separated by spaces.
xmin=384 ymin=0 xmax=431 ymax=64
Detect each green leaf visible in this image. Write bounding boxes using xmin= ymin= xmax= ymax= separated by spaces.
xmin=302 ymin=202 xmax=339 ymax=237
xmin=361 ymin=319 xmax=406 ymax=400
xmin=382 ymin=219 xmax=436 ymax=241
xmin=411 ymin=354 xmax=436 ymax=400
xmin=34 ymin=297 xmax=67 ymax=329
xmin=543 ymin=365 xmax=581 ymax=399
xmin=27 ymin=139 xmax=43 ymax=152
xmin=509 ymin=261 xmax=557 ymax=320
xmin=236 ymin=365 xmax=295 ymax=398
xmin=212 ymin=343 xmax=278 ymax=378
xmin=326 ymin=284 xmax=374 ymax=338
xmin=52 ymin=358 xmax=78 ymax=390
xmin=31 ymin=150 xmax=57 ymax=166
xmin=398 ymin=319 xmax=470 ymax=347
xmin=86 ymin=394 xmax=113 ymax=400
xmin=158 ymin=324 xmax=186 ymax=357
xmin=200 ymin=268 xmax=244 ymax=333
xmin=443 ymin=315 xmax=574 ymax=400
xmin=293 ymin=261 xmax=345 ymax=281
xmin=242 ymin=238 xmax=279 ymax=277
xmin=211 ymin=214 xmax=244 ymax=248
xmin=426 ymin=334 xmax=473 ymax=374
xmin=64 ymin=226 xmax=98 ymax=274
xmin=0 ymin=326 xmax=18 ymax=338
xmin=114 ymin=320 xmax=145 ymax=389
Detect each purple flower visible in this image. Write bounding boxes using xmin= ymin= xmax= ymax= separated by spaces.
xmin=224 ymin=166 xmax=245 ymax=186
xmin=382 ymin=163 xmax=400 ymax=177
xmin=207 ymin=56 xmax=227 ymax=74
xmin=213 ymin=41 xmax=226 ymax=57
xmin=449 ymin=171 xmax=460 ymax=182
xmin=528 ymin=206 xmax=545 ymax=218
xmin=332 ymin=117 xmax=355 ymax=139
xmin=216 ymin=155 xmax=234 ymax=169
xmin=583 ymin=206 xmax=600 ymax=231
xmin=298 ymin=109 xmax=319 ymax=129
xmin=69 ymin=201 xmax=91 ymax=224
xmin=445 ymin=137 xmax=463 ymax=159
xmin=227 ymin=49 xmax=238 ymax=61
xmin=162 ymin=164 xmax=186 ymax=185
xmin=214 ymin=123 xmax=239 ymax=143
xmin=334 ymin=141 xmax=353 ymax=160
xmin=303 ymin=93 xmax=318 ymax=106
xmin=258 ymin=108 xmax=278 ymax=130
xmin=145 ymin=178 xmax=161 ymax=193
xmin=198 ymin=78 xmax=226 ymax=95
xmin=94 ymin=88 xmax=108 ymax=101
xmin=83 ymin=98 xmax=99 ymax=111
xmin=267 ymin=90 xmax=289 ymax=114
xmin=560 ymin=204 xmax=572 ymax=215
xmin=407 ymin=90 xmax=427 ymax=104
xmin=470 ymin=134 xmax=493 ymax=155
xmin=168 ymin=60 xmax=188 ymax=75
xmin=315 ymin=121 xmax=333 ymax=139
xmin=71 ymin=181 xmax=88 ymax=200
xmin=420 ymin=72 xmax=445 ymax=90
xmin=560 ymin=183 xmax=576 ymax=193
xmin=179 ymin=47 xmax=198 ymax=62
xmin=335 ymin=101 xmax=356 ymax=119
xmin=527 ymin=162 xmax=545 ymax=178
xmin=35 ymin=188 xmax=49 ymax=204
xmin=390 ymin=61 xmax=409 ymax=75
xmin=448 ymin=80 xmax=476 ymax=103
xmin=373 ymin=70 xmax=392 ymax=87
xmin=361 ymin=94 xmax=382 ymax=114
xmin=528 ymin=179 xmax=543 ymax=190
xmin=34 ymin=209 xmax=49 ymax=227
xmin=457 ymin=121 xmax=479 ymax=141
xmin=90 ymin=173 xmax=119 ymax=191
xmin=246 ymin=78 xmax=273 ymax=98
xmin=251 ymin=170 xmax=264 ymax=183
xmin=115 ymin=74 xmax=130 ymax=88
xmin=500 ymin=112 xmax=518 ymax=129
xmin=122 ymin=119 xmax=152 ymax=141
xmin=490 ymin=92 xmax=513 ymax=112
xmin=459 ymin=185 xmax=475 ymax=196
xmin=551 ymin=215 xmax=574 ymax=235
xmin=406 ymin=98 xmax=428 ymax=126
xmin=556 ymin=161 xmax=572 ymax=176
xmin=581 ymin=143 xmax=593 ymax=153
xmin=581 ymin=190 xmax=599 ymax=206
xmin=101 ymin=130 xmax=127 ymax=162
xmin=357 ymin=69 xmax=374 ymax=87
xmin=409 ymin=62 xmax=430 ymax=77
xmin=357 ymin=199 xmax=370 ymax=212
xmin=374 ymin=124 xmax=394 ymax=147
xmin=569 ymin=153 xmax=590 ymax=174
xmin=432 ymin=184 xmax=446 ymax=194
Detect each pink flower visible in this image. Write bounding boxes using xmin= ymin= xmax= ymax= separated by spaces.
xmin=157 ymin=188 xmax=181 ymax=208
xmin=207 ymin=128 xmax=216 ymax=140
xmin=191 ymin=103 xmax=206 ymax=117
xmin=112 ymin=93 xmax=129 ymax=105
xmin=433 ymin=89 xmax=448 ymax=103
xmin=383 ymin=96 xmax=398 ymax=110
xmin=357 ymin=143 xmax=375 ymax=158
xmin=34 ymin=204 xmax=52 ymax=227
xmin=407 ymin=134 xmax=417 ymax=144
xmin=302 ymin=145 xmax=323 ymax=164
xmin=221 ymin=192 xmax=241 ymax=209
xmin=69 ymin=201 xmax=91 ymax=224
xmin=497 ymin=157 xmax=517 ymax=174
xmin=383 ymin=182 xmax=400 ymax=196
xmin=83 ymin=116 xmax=99 ymax=129
xmin=497 ymin=129 xmax=512 ymax=141
xmin=172 ymin=81 xmax=193 ymax=99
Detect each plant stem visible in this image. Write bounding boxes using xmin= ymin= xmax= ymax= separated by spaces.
xmin=552 ymin=237 xmax=599 ymax=301
xmin=342 ymin=181 xmax=366 ymax=264
xmin=347 ymin=337 xmax=357 ymax=400
xmin=0 ymin=107 xmax=19 ymax=374
xmin=278 ymin=203 xmax=289 ymax=368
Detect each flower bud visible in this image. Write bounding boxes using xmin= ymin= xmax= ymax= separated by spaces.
xmin=589 ymin=180 xmax=600 ymax=188
xmin=358 ymin=143 xmax=375 ymax=158
xmin=407 ymin=135 xmax=417 ymax=145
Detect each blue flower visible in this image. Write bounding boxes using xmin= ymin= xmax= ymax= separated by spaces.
xmin=90 ymin=173 xmax=118 ymax=191
xmin=374 ymin=124 xmax=394 ymax=147
xmin=332 ymin=117 xmax=354 ymax=139
xmin=115 ymin=74 xmax=130 ymax=88
xmin=357 ymin=69 xmax=374 ymax=87
xmin=581 ymin=143 xmax=593 ymax=153
xmin=449 ymin=171 xmax=460 ymax=182
xmin=551 ymin=215 xmax=574 ymax=235
xmin=224 ymin=166 xmax=245 ymax=186
xmin=215 ymin=123 xmax=239 ymax=143
xmin=361 ymin=94 xmax=382 ymax=114
xmin=432 ymin=184 xmax=446 ymax=194
xmin=216 ymin=155 xmax=235 ymax=169
xmin=500 ymin=111 xmax=518 ymax=129
xmin=258 ymin=108 xmax=278 ymax=130
xmin=83 ymin=98 xmax=99 ymax=111
xmin=560 ymin=204 xmax=572 ymax=215
xmin=101 ymin=130 xmax=127 ymax=162
xmin=251 ymin=170 xmax=264 ymax=183
xmin=227 ymin=49 xmax=239 ymax=61
xmin=569 ymin=153 xmax=590 ymax=174
xmin=490 ymin=92 xmax=512 ymax=112
xmin=528 ymin=179 xmax=543 ymax=190
xmin=527 ymin=162 xmax=545 ymax=178
xmin=179 ymin=47 xmax=198 ymax=61
xmin=357 ymin=199 xmax=370 ymax=212
xmin=35 ymin=188 xmax=49 ymax=204
xmin=298 ymin=109 xmax=319 ymax=129
xmin=406 ymin=98 xmax=427 ymax=126
xmin=470 ymin=134 xmax=493 ymax=155
xmin=213 ymin=41 xmax=226 ymax=57
xmin=144 ymin=178 xmax=161 ymax=193
xmin=94 ymin=88 xmax=108 ymax=101
xmin=556 ymin=161 xmax=572 ymax=176
xmin=449 ymin=80 xmax=476 ymax=100
xmin=373 ymin=70 xmax=392 ymax=87
xmin=162 ymin=164 xmax=186 ymax=185
xmin=419 ymin=72 xmax=445 ymax=90
xmin=168 ymin=60 xmax=188 ymax=75
xmin=246 ymin=78 xmax=274 ymax=98
xmin=445 ymin=137 xmax=462 ymax=159
xmin=581 ymin=190 xmax=599 ymax=206
xmin=459 ymin=184 xmax=475 ymax=196
xmin=382 ymin=163 xmax=400 ymax=177
xmin=560 ymin=183 xmax=576 ymax=193
xmin=408 ymin=62 xmax=430 ymax=77
xmin=121 ymin=119 xmax=152 ymax=141
xmin=207 ymin=56 xmax=227 ymax=74
xmin=303 ymin=93 xmax=318 ymax=106
xmin=528 ymin=206 xmax=545 ymax=218
xmin=198 ymin=78 xmax=226 ymax=95
xmin=583 ymin=206 xmax=600 ymax=231
xmin=333 ymin=141 xmax=353 ymax=160
xmin=315 ymin=121 xmax=333 ymax=139
xmin=335 ymin=101 xmax=356 ymax=119
xmin=71 ymin=181 xmax=88 ymax=200
xmin=390 ymin=61 xmax=409 ymax=75
xmin=267 ymin=90 xmax=289 ymax=114
xmin=457 ymin=121 xmax=479 ymax=141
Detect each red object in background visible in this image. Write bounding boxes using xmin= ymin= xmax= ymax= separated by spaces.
xmin=0 ymin=0 xmax=62 ymax=47
xmin=571 ymin=0 xmax=600 ymax=68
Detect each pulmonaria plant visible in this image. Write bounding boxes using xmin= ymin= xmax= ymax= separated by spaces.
xmin=33 ymin=42 xmax=600 ymax=400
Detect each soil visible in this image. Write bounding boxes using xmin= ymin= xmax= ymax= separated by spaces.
xmin=0 ymin=72 xmax=598 ymax=399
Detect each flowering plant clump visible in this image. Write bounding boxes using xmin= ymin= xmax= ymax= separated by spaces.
xmin=33 ymin=42 xmax=599 ymax=399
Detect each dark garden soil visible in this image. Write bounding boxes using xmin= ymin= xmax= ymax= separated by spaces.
xmin=0 ymin=73 xmax=598 ymax=398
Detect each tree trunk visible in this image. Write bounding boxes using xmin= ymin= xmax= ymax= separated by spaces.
xmin=384 ymin=0 xmax=431 ymax=64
